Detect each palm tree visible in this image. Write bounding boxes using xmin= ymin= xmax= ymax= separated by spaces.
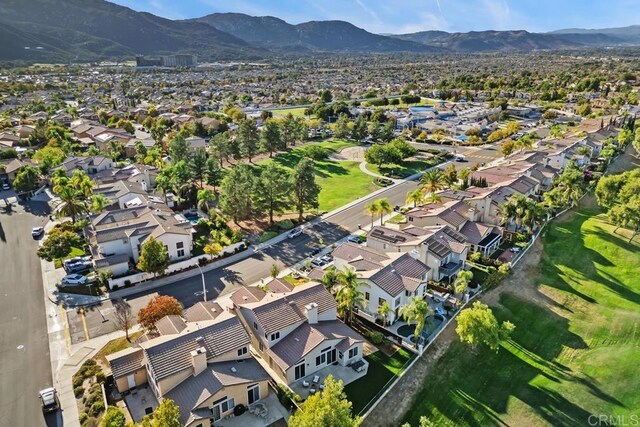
xmin=498 ymin=198 xmax=519 ymax=228
xmin=377 ymin=198 xmax=392 ymax=225
xmin=516 ymin=136 xmax=534 ymax=152
xmin=321 ymin=265 xmax=339 ymax=293
xmin=376 ymin=300 xmax=392 ymax=326
xmin=197 ymin=188 xmax=215 ymax=212
xmin=90 ymin=194 xmax=111 ymax=214
xmin=52 ymin=176 xmax=70 ymax=195
xmin=522 ymin=202 xmax=547 ymax=233
xmin=364 ymin=200 xmax=380 ymax=229
xmin=70 ymin=170 xmax=94 ymax=212
xmin=453 ymin=270 xmax=474 ymax=295
xmin=406 ymin=189 xmax=424 ymax=207
xmin=425 ymin=192 xmax=442 ymax=204
xmin=56 ymin=186 xmax=86 ymax=223
xmin=107 ymin=140 xmax=123 ymax=160
xmin=336 ymin=268 xmax=368 ymax=325
xmin=399 ymin=296 xmax=433 ymax=346
xmin=420 ymin=168 xmax=445 ymax=195
xmin=155 ymin=171 xmax=173 ymax=204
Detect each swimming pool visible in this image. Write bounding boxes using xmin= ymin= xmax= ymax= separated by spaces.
xmin=396 ymin=314 xmax=445 ymax=344
xmin=183 ymin=212 xmax=201 ymax=225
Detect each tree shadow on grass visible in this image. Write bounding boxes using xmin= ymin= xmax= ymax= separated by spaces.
xmin=314 ymin=160 xmax=350 ymax=178
xmin=404 ymin=294 xmax=622 ymax=427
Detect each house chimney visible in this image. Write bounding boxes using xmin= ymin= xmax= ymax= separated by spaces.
xmin=141 ymin=180 xmax=148 ymax=192
xmin=543 ymin=157 xmax=549 ymax=167
xmin=190 ymin=346 xmax=207 ymax=377
xmin=305 ymin=303 xmax=318 ymax=325
xmin=468 ymin=208 xmax=477 ymax=222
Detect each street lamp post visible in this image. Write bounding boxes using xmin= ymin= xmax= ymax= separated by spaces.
xmin=197 ymin=264 xmax=207 ymax=302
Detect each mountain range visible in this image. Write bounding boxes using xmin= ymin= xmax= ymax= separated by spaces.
xmin=1 ymin=0 xmax=639 ymax=62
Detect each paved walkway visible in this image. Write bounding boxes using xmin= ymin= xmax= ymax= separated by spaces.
xmin=359 ymin=161 xmax=396 ymax=181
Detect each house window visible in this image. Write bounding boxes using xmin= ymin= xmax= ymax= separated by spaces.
xmin=378 ymin=298 xmax=386 ymax=307
xmin=212 ymin=396 xmax=235 ymax=420
xmin=316 ymin=347 xmax=336 ymax=366
xmin=365 ymin=292 xmax=370 ymax=301
xmin=253 ymin=321 xmax=258 ymax=330
xmin=177 ymin=249 xmax=185 ymax=257
xmin=177 ymin=241 xmax=184 ymax=249
xmin=270 ymin=332 xmax=280 ymax=341
xmin=348 ymin=347 xmax=359 ymax=359
xmin=409 ymin=217 xmax=413 ymax=222
xmin=237 ymin=347 xmax=248 ymax=357
xmin=405 ymin=290 xmax=410 ymax=297
xmin=395 ymin=297 xmax=401 ymax=307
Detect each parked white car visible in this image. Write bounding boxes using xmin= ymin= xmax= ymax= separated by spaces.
xmin=287 ymin=228 xmax=303 ymax=239
xmin=61 ymin=274 xmax=87 ymax=286
xmin=39 ymin=387 xmax=59 ymax=413
xmin=31 ymin=227 xmax=44 ymax=237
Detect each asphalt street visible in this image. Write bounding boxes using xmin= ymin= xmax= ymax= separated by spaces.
xmin=70 ymin=144 xmax=502 ymax=344
xmin=0 ymin=198 xmax=63 ymax=427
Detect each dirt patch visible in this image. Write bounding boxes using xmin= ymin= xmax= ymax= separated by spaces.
xmin=364 ymin=324 xmax=458 ymax=427
xmin=329 ymin=146 xmax=365 ymax=161
xmin=231 ymin=213 xmax=301 ymax=237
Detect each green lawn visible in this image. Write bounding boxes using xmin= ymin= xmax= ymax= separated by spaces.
xmin=345 ymin=348 xmax=414 ymax=416
xmin=54 ymin=246 xmax=87 ymax=269
xmin=259 ymin=140 xmax=377 ymax=212
xmin=403 ymin=207 xmax=640 ymax=426
xmin=93 ymin=331 xmax=144 ymax=366
xmin=270 ymin=107 xmax=309 ymax=118
xmin=366 ymin=158 xmax=440 ymax=178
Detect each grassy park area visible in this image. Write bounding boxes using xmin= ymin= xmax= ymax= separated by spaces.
xmin=402 ymin=207 xmax=640 ymax=426
xmin=259 ymin=139 xmax=378 ymax=212
xmin=269 ymin=107 xmax=309 ymax=118
xmin=365 ymin=157 xmax=440 ymax=178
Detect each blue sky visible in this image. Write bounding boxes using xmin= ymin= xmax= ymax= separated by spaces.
xmin=111 ymin=0 xmax=640 ymax=34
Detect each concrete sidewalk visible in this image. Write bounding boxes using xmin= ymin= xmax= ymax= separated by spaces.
xmin=54 ymin=327 xmax=142 ymax=427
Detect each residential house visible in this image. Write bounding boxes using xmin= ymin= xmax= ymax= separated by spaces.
xmin=237 ymin=281 xmax=366 ymax=385
xmin=86 ymin=204 xmax=193 ymax=275
xmin=332 ymin=242 xmax=430 ymax=324
xmin=51 ymin=155 xmax=113 ymax=176
xmin=185 ymin=136 xmax=206 ymax=151
xmin=107 ymin=312 xmax=271 ymax=427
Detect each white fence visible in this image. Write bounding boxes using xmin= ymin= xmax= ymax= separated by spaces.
xmin=108 ymin=241 xmax=246 ymax=290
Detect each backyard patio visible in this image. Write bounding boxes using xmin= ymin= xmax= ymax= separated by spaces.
xmin=212 ymin=393 xmax=289 ymax=427
xmin=122 ymin=385 xmax=158 ymax=422
xmin=290 ymin=360 xmax=369 ymax=400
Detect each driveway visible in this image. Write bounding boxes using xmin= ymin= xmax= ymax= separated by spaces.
xmin=0 ymin=199 xmax=63 ymax=427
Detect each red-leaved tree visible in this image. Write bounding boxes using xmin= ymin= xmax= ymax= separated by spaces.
xmin=137 ymin=295 xmax=183 ymax=333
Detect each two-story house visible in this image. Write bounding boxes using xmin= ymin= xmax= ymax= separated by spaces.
xmin=107 ymin=312 xmax=271 ymax=427
xmin=86 ymin=205 xmax=193 ymax=275
xmin=236 ymin=281 xmax=366 ymax=385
